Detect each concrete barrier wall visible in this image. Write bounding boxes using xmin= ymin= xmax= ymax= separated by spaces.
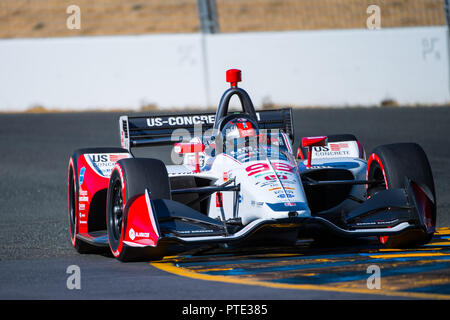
xmin=0 ymin=26 xmax=448 ymax=111
xmin=0 ymin=34 xmax=208 ymax=111
xmin=206 ymin=27 xmax=450 ymax=108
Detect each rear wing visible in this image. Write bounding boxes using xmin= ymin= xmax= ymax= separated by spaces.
xmin=119 ymin=108 xmax=294 ymax=151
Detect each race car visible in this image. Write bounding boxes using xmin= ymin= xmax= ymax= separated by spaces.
xmin=67 ymin=69 xmax=437 ymax=261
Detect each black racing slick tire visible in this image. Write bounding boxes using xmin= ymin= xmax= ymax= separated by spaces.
xmin=68 ymin=147 xmax=128 ymax=253
xmin=367 ymin=143 xmax=436 ymax=248
xmin=106 ymin=158 xmax=170 ymax=262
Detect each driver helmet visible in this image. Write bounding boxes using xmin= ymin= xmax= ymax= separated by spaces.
xmin=223 ymin=117 xmax=258 ymax=136
xmin=222 ymin=117 xmax=259 ymax=149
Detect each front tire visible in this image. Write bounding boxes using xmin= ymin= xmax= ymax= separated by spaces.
xmin=367 ymin=143 xmax=436 ymax=248
xmin=106 ymin=158 xmax=170 ymax=261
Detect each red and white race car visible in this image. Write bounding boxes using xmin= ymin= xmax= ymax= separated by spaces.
xmin=68 ymin=69 xmax=436 ymax=261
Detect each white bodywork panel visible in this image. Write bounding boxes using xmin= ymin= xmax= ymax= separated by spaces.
xmin=166 ymin=135 xmax=367 ymax=226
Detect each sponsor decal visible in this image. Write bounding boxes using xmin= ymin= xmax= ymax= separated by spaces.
xmin=303 ymin=165 xmax=333 ymax=169
xmin=128 ymin=228 xmax=149 ymax=240
xmin=322 ymin=162 xmax=361 ymax=169
xmin=266 ymin=202 xmax=308 ymax=212
xmin=246 ymin=163 xmax=270 ymax=176
xmin=264 ymin=174 xmax=288 ymax=181
xmin=272 ymin=162 xmax=294 ymax=173
xmin=255 ymin=172 xmax=289 ymax=181
xmin=284 ymin=202 xmax=296 ymax=206
xmin=299 ymin=162 xmax=360 ymax=170
xmin=313 ymin=146 xmax=350 ymax=157
xmin=79 ymin=196 xmax=89 ymax=202
xmin=79 ymin=167 xmax=85 ymax=185
xmin=129 ymin=228 xmax=135 ymax=240
xmin=277 ymin=194 xmax=295 ymax=199
xmin=330 ymin=143 xmax=349 ymax=152
xmin=246 ymin=162 xmax=294 ymax=177
xmin=177 ymin=229 xmax=215 ymax=234
xmin=216 ymin=192 xmax=223 ymax=208
xmin=355 ymin=219 xmax=399 ymax=226
xmin=85 ymin=153 xmax=130 ymax=178
xmin=281 ymin=180 xmax=298 ymax=185
xmin=311 ymin=141 xmax=360 ymax=158
xmin=255 ymin=181 xmax=279 ymax=188
xmin=236 ymin=121 xmax=255 ymax=137
xmin=136 ymin=232 xmax=150 ymax=238
xmin=109 ymin=154 xmax=128 ymax=162
xmin=146 ymin=115 xmax=215 ymax=127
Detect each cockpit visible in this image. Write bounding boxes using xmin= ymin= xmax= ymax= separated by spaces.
xmin=205 ymin=69 xmax=292 ymax=163
xmin=222 ymin=130 xmax=291 ymax=163
xmin=202 ymin=116 xmax=290 ymax=162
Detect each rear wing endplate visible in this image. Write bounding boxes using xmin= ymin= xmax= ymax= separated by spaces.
xmin=119 ymin=109 xmax=294 ymax=151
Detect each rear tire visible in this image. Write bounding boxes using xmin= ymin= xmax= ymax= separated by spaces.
xmin=68 ymin=158 xmax=95 ymax=253
xmin=367 ymin=143 xmax=436 ymax=248
xmin=106 ymin=158 xmax=170 ymax=261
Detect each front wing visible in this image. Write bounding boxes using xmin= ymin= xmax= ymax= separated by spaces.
xmin=116 ymin=178 xmax=434 ymax=249
xmin=77 ymin=177 xmax=433 ymax=249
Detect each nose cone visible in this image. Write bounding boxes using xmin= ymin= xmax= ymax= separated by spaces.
xmin=236 ymin=160 xmax=311 ymax=224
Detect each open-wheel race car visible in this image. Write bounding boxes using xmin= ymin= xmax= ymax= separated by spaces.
xmin=67 ymin=69 xmax=437 ymax=261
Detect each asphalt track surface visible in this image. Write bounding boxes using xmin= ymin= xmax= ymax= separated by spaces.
xmin=1 ymin=107 xmax=450 ymax=301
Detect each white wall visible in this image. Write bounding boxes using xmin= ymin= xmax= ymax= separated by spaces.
xmin=0 ymin=26 xmax=449 ymax=111
xmin=206 ymin=27 xmax=450 ymax=107
xmin=0 ymin=34 xmax=208 ymax=111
